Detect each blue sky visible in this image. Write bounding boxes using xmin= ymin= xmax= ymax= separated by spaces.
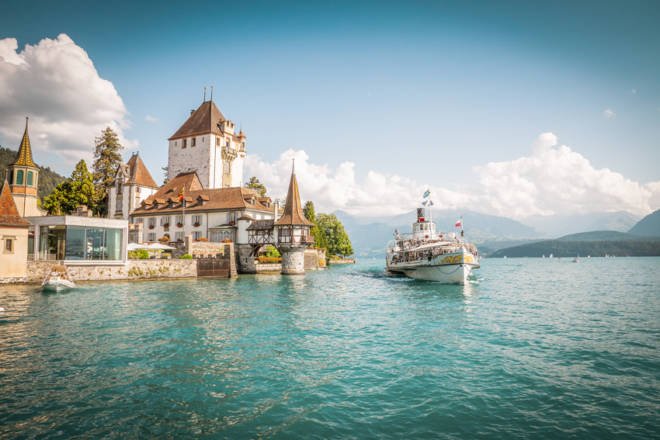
xmin=1 ymin=0 xmax=659 ymax=217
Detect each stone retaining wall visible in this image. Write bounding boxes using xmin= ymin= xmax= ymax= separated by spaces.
xmin=26 ymin=260 xmax=197 ymax=283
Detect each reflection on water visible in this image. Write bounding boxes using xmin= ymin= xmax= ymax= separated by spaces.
xmin=1 ymin=257 xmax=659 ymax=439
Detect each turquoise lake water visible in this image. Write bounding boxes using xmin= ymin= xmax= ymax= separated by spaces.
xmin=1 ymin=258 xmax=659 ymax=438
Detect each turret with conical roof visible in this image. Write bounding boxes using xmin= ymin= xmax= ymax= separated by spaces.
xmin=275 ymin=163 xmax=314 ymax=227
xmin=7 ymin=117 xmax=41 ymax=217
xmin=274 ymin=162 xmax=314 ymax=275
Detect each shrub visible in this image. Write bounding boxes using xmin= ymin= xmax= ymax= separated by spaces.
xmin=128 ymin=249 xmax=150 ymax=260
xmin=180 ymin=253 xmax=193 ymax=259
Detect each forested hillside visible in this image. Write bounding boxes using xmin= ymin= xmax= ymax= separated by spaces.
xmin=0 ymin=146 xmax=65 ymax=200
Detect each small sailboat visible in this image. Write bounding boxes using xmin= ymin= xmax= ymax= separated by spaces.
xmin=572 ymin=255 xmax=580 ymax=263
xmin=42 ymin=265 xmax=76 ymax=292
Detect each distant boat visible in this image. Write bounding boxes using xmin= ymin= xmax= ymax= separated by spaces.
xmin=42 ymin=265 xmax=76 ymax=293
xmin=572 ymin=255 xmax=580 ymax=263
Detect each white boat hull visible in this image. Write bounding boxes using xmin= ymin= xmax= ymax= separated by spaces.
xmin=387 ymin=249 xmax=479 ymax=285
xmin=42 ymin=279 xmax=76 ymax=292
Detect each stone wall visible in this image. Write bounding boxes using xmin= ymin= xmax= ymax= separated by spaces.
xmin=25 ymin=260 xmax=197 ymax=284
xmin=256 ymin=263 xmax=282 ymax=273
xmin=280 ymin=246 xmax=305 ymax=275
xmin=304 ymin=248 xmax=327 ymax=271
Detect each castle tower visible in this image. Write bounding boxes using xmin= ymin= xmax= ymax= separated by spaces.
xmin=167 ymin=99 xmax=246 ymax=189
xmin=274 ymin=164 xmax=314 ymax=274
xmin=107 ymin=152 xmax=159 ymax=219
xmin=7 ymin=117 xmax=41 ymax=217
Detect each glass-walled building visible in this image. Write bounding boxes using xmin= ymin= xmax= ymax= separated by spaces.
xmin=27 ymin=216 xmax=128 ymax=263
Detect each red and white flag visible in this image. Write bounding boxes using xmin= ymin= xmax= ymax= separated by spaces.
xmin=455 ymin=219 xmax=462 ymax=228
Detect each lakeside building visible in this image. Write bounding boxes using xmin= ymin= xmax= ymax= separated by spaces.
xmin=6 ymin=118 xmax=45 ymax=217
xmin=0 ymin=179 xmax=30 ymax=280
xmin=130 ymin=170 xmax=276 ymax=244
xmin=27 ymin=215 xmax=128 ymax=264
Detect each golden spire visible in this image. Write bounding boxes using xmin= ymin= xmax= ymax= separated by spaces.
xmin=12 ymin=117 xmax=36 ymax=167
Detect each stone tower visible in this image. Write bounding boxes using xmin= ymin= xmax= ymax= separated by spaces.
xmin=7 ymin=117 xmax=41 ymax=217
xmin=167 ymin=100 xmax=246 ymax=189
xmin=274 ymin=165 xmax=314 ymax=274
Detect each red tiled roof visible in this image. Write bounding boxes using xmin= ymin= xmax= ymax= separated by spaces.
xmin=0 ymin=180 xmax=30 ymax=228
xmin=126 ymin=154 xmax=158 ymax=188
xmin=132 ymin=172 xmax=274 ymax=215
xmin=168 ymin=101 xmax=226 ymax=140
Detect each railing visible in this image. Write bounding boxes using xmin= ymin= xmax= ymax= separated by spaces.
xmin=277 ymin=235 xmax=314 ymax=245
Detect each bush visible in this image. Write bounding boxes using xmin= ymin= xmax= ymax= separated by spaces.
xmin=180 ymin=253 xmax=193 ymax=259
xmin=128 ymin=249 xmax=150 ymax=260
xmin=258 ymin=256 xmax=282 ymax=264
xmin=263 ymin=245 xmax=281 ymax=258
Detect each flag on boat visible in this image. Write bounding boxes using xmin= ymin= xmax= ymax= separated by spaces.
xmin=455 ymin=219 xmax=462 ymax=228
xmin=423 ymin=189 xmax=431 ymax=199
xmin=428 ymin=200 xmax=434 ymax=206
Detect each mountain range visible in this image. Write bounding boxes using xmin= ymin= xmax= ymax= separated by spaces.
xmin=337 ymin=208 xmax=660 ymax=257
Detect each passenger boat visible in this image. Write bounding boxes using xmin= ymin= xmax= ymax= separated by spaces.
xmin=386 ymin=207 xmax=480 ymax=284
xmin=42 ymin=265 xmax=76 ymax=292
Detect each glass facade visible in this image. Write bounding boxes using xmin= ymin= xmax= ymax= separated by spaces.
xmin=39 ymin=225 xmax=123 ymax=261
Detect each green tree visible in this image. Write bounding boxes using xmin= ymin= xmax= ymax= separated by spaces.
xmin=304 ymin=201 xmax=327 ymax=250
xmin=42 ymin=160 xmax=96 ymax=215
xmin=316 ymin=213 xmax=353 ymax=257
xmin=92 ymin=127 xmax=123 ymax=215
xmin=245 ymin=176 xmax=267 ymax=197
xmin=161 ymin=166 xmax=169 ymax=184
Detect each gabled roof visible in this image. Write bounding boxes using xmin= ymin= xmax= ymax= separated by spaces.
xmin=126 ymin=154 xmax=158 ymax=188
xmin=12 ymin=117 xmax=37 ymax=168
xmin=275 ymin=168 xmax=314 ymax=226
xmin=168 ymin=101 xmax=226 ymax=140
xmin=131 ymin=172 xmax=274 ymax=215
xmin=0 ymin=180 xmax=30 ymax=228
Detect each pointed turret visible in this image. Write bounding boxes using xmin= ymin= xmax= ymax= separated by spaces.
xmin=8 ymin=117 xmax=41 ymax=217
xmin=274 ymin=163 xmax=313 ymax=275
xmin=12 ymin=117 xmax=36 ymax=167
xmin=275 ymin=164 xmax=314 ymax=227
xmin=0 ymin=179 xmax=30 ymax=227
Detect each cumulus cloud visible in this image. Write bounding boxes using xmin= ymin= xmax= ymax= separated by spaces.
xmin=246 ymin=134 xmax=660 ymax=219
xmin=145 ymin=114 xmax=158 ymax=123
xmin=0 ymin=34 xmax=134 ymax=171
xmin=245 ymin=150 xmax=471 ymax=217
xmin=603 ymin=108 xmax=616 ymax=119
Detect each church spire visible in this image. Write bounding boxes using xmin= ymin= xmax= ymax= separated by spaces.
xmin=12 ymin=117 xmax=36 ymax=168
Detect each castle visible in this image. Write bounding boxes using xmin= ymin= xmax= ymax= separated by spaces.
xmin=113 ymin=97 xmax=315 ymax=274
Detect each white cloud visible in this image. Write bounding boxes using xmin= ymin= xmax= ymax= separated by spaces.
xmin=0 ymin=34 xmax=135 ymax=172
xmin=603 ymin=108 xmax=616 ymax=119
xmin=145 ymin=114 xmax=158 ymax=123
xmin=246 ymin=134 xmax=660 ymax=219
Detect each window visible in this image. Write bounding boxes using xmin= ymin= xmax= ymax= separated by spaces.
xmin=192 ymin=231 xmax=202 ymax=240
xmin=5 ymin=239 xmax=13 ymax=253
xmin=192 ymin=215 xmax=202 ymax=226
xmin=175 ymin=232 xmax=184 ymax=242
xmin=182 ymin=139 xmax=187 ymax=148
xmin=175 ymin=215 xmax=184 ymax=226
xmin=148 ymin=218 xmax=156 ymax=229
xmin=134 ymin=218 xmax=143 ymax=224
xmin=160 ymin=216 xmax=170 ymax=226
xmin=216 ymin=136 xmax=221 ymax=146
xmin=27 ymin=171 xmax=34 ymax=186
xmin=16 ymin=170 xmax=24 ymax=185
xmin=148 ymin=233 xmax=156 ymax=242
xmin=191 ymin=137 xmax=196 ymax=147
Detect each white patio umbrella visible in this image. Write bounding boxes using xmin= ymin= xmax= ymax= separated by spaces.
xmin=147 ymin=243 xmax=176 ymax=250
xmin=127 ymin=243 xmax=151 ymax=251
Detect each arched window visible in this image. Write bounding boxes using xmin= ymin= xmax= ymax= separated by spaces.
xmin=15 ymin=170 xmax=24 ymax=185
xmin=27 ymin=171 xmax=34 ymax=186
